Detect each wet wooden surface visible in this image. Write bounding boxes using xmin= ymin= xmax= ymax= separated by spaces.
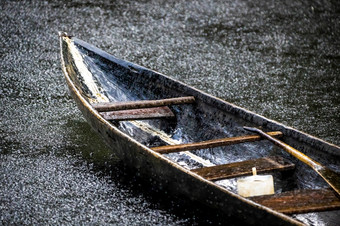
xmin=250 ymin=189 xmax=340 ymax=214
xmin=60 ymin=35 xmax=339 ymax=225
xmin=191 ymin=156 xmax=295 ymax=181
xmin=152 ymin=131 xmax=283 ymax=154
xmin=92 ymin=96 xmax=195 ymax=112
xmin=99 ymin=106 xmax=175 ymax=121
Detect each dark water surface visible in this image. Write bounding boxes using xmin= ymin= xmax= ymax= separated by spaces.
xmin=1 ymin=0 xmax=339 ymax=225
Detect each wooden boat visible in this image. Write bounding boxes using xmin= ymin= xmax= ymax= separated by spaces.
xmin=59 ymin=33 xmax=340 ymax=225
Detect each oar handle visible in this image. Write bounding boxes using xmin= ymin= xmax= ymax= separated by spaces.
xmin=243 ymin=127 xmax=322 ymax=170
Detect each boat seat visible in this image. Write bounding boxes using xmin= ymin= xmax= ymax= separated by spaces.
xmin=92 ymin=96 xmax=195 ymax=121
xmin=152 ymin=131 xmax=283 ymax=154
xmin=99 ymin=106 xmax=175 ymax=121
xmin=249 ymin=188 xmax=340 ymax=214
xmin=191 ymin=156 xmax=295 ymax=181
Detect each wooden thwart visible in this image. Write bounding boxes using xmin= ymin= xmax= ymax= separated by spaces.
xmin=99 ymin=106 xmax=175 ymax=121
xmin=152 ymin=131 xmax=283 ymax=154
xmin=244 ymin=126 xmax=340 ymax=196
xmin=250 ymin=189 xmax=340 ymax=214
xmin=191 ymin=156 xmax=295 ymax=181
xmin=92 ymin=96 xmax=195 ymax=112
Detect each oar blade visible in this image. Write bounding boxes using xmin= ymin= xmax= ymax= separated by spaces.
xmin=317 ymin=167 xmax=340 ymax=196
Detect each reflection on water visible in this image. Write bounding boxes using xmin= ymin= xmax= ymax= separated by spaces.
xmin=1 ymin=0 xmax=339 ymax=225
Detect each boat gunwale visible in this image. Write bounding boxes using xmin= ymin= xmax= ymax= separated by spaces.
xmin=71 ymin=37 xmax=340 ymax=158
xmin=59 ymin=34 xmax=333 ymax=225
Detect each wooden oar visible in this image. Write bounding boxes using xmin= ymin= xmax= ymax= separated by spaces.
xmin=243 ymin=126 xmax=340 ymax=196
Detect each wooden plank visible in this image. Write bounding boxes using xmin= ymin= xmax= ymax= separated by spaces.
xmin=244 ymin=127 xmax=340 ymax=197
xmin=191 ymin=156 xmax=295 ymax=181
xmin=250 ymin=189 xmax=340 ymax=214
xmin=152 ymin=131 xmax=283 ymax=154
xmin=92 ymin=96 xmax=195 ymax=112
xmin=100 ymin=106 xmax=175 ymax=121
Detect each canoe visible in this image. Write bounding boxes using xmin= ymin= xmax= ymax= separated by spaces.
xmin=59 ymin=33 xmax=340 ymax=225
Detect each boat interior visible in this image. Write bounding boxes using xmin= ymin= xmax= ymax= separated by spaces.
xmin=64 ymin=38 xmax=340 ymax=223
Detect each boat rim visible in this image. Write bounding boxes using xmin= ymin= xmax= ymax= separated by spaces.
xmin=59 ymin=33 xmax=336 ymax=225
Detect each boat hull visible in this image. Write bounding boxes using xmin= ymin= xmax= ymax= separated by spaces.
xmin=60 ymin=34 xmax=340 ymax=225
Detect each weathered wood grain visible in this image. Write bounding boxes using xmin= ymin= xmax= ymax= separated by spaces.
xmin=152 ymin=131 xmax=283 ymax=154
xmin=99 ymin=106 xmax=175 ymax=121
xmin=92 ymin=96 xmax=195 ymax=112
xmin=250 ymin=189 xmax=340 ymax=214
xmin=191 ymin=156 xmax=295 ymax=181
